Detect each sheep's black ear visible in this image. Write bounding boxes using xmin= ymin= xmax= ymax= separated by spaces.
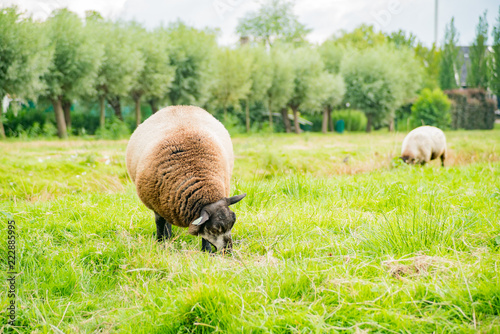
xmin=191 ymin=210 xmax=209 ymax=226
xmin=228 ymin=193 xmax=246 ymax=206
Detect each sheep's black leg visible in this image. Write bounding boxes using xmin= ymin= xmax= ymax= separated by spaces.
xmin=155 ymin=212 xmax=171 ymax=242
xmin=201 ymin=238 xmax=214 ymax=253
xmin=440 ymin=154 xmax=445 ymax=167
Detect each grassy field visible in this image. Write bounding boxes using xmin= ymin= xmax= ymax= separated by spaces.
xmin=1 ymin=129 xmax=500 ymax=333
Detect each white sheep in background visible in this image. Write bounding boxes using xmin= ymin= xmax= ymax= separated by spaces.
xmin=401 ymin=126 xmax=447 ymax=166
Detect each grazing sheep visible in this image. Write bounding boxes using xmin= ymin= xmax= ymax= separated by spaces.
xmin=126 ymin=105 xmax=246 ymax=253
xmin=401 ymin=126 xmax=447 ymax=166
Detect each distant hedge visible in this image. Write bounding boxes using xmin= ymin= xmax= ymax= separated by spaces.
xmin=445 ymin=89 xmax=496 ymax=130
xmin=331 ymin=109 xmax=367 ymax=132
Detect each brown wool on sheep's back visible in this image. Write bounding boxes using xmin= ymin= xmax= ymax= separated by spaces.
xmin=126 ymin=105 xmax=234 ymax=228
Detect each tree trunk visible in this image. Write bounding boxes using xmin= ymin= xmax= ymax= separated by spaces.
xmin=347 ymin=109 xmax=352 ymax=131
xmin=281 ymin=108 xmax=291 ymax=133
xmin=267 ymin=100 xmax=273 ymax=132
xmin=135 ymin=96 xmax=142 ymax=128
xmin=62 ymin=99 xmax=71 ymax=129
xmin=99 ymin=95 xmax=105 ymax=129
xmin=388 ymin=118 xmax=395 ymax=132
xmin=322 ymin=106 xmax=329 ymax=134
xmin=0 ymin=98 xmax=5 ymax=139
xmin=268 ymin=109 xmax=274 ymax=132
xmin=107 ymin=96 xmax=123 ymax=120
xmin=245 ymin=99 xmax=250 ymax=133
xmin=366 ymin=114 xmax=373 ymax=133
xmin=52 ymin=97 xmax=67 ymax=139
xmin=149 ymin=99 xmax=159 ymax=113
xmin=328 ymin=107 xmax=333 ymax=132
xmin=292 ymin=107 xmax=300 ymax=134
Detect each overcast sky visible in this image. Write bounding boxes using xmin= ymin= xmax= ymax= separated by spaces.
xmin=2 ymin=0 xmax=499 ymax=47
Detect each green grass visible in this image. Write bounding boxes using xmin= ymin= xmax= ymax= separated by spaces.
xmin=1 ymin=130 xmax=500 ymax=333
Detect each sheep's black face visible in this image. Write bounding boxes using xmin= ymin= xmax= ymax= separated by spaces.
xmin=189 ymin=194 xmax=246 ymax=253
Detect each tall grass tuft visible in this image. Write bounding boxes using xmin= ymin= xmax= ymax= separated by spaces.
xmin=359 ymin=199 xmax=473 ymax=256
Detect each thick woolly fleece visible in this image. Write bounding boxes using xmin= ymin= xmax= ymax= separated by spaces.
xmin=126 ymin=105 xmax=234 ymax=228
xmin=401 ymin=125 xmax=447 ymax=164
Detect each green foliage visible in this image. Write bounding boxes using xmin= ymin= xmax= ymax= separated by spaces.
xmin=386 ymin=29 xmax=417 ymax=49
xmin=3 ymin=105 xmax=56 ymax=138
xmin=129 ymin=25 xmax=174 ymax=102
xmin=87 ymin=18 xmax=143 ymax=104
xmin=0 ymin=6 xmax=50 ymax=137
xmin=288 ymin=47 xmax=326 ymax=111
xmin=1 ymin=6 xmax=493 ymax=136
xmin=490 ymin=7 xmax=500 ymax=98
xmin=0 ymin=7 xmax=49 ymax=100
xmin=439 ymin=18 xmax=462 ymax=90
xmin=267 ymin=46 xmax=295 ymax=113
xmin=341 ymin=44 xmax=422 ymax=131
xmin=410 ymin=88 xmax=451 ymax=129
xmin=415 ymin=43 xmax=441 ymax=90
xmin=236 ymin=0 xmax=311 ymax=46
xmin=333 ymin=24 xmax=387 ymax=50
xmin=467 ymin=11 xmax=490 ymax=89
xmin=94 ymin=117 xmax=131 ymax=139
xmin=244 ymin=45 xmax=273 ymax=104
xmin=319 ymin=39 xmax=344 ymax=74
xmin=331 ymin=109 xmax=367 ymax=131
xmin=315 ymin=72 xmax=345 ymax=112
xmin=210 ymin=47 xmax=252 ymax=119
xmin=43 ymin=9 xmax=102 ymax=100
xmin=163 ymin=22 xmax=218 ymax=106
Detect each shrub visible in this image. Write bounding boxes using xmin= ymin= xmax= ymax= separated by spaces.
xmin=4 ymin=104 xmax=56 ymax=138
xmin=445 ymin=88 xmax=496 ymax=130
xmin=331 ymin=109 xmax=367 ymax=132
xmin=409 ymin=88 xmax=451 ymax=129
xmin=95 ymin=117 xmax=130 ymax=139
xmin=71 ymin=111 xmax=100 ymax=135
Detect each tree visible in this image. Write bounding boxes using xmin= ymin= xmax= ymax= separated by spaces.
xmin=86 ymin=17 xmax=143 ymax=126
xmin=410 ymin=88 xmax=451 ymax=128
xmin=319 ymin=39 xmax=345 ymax=74
xmin=341 ymin=44 xmax=422 ymax=132
xmin=129 ymin=24 xmax=175 ymax=127
xmin=319 ymin=39 xmax=347 ymax=132
xmin=42 ymin=9 xmax=102 ymax=138
xmin=439 ymin=18 xmax=462 ymax=90
xmin=467 ymin=11 xmax=489 ymax=89
xmin=317 ymin=73 xmax=345 ymax=133
xmin=415 ymin=42 xmax=441 ymax=90
xmin=162 ymin=22 xmax=218 ymax=108
xmin=0 ymin=7 xmax=49 ymax=138
xmin=492 ymin=6 xmax=500 ymax=100
xmin=287 ymin=47 xmax=326 ymax=134
xmin=210 ymin=47 xmax=252 ymax=122
xmin=266 ymin=46 xmax=295 ymax=132
xmin=332 ymin=24 xmax=386 ymax=50
xmin=242 ymin=45 xmax=273 ymax=132
xmin=236 ymin=0 xmax=311 ymax=46
xmin=386 ymin=30 xmax=417 ymax=49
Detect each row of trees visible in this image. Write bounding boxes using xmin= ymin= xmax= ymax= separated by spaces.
xmin=1 ymin=1 xmax=499 ymax=139
xmin=440 ymin=10 xmax=500 ymax=93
